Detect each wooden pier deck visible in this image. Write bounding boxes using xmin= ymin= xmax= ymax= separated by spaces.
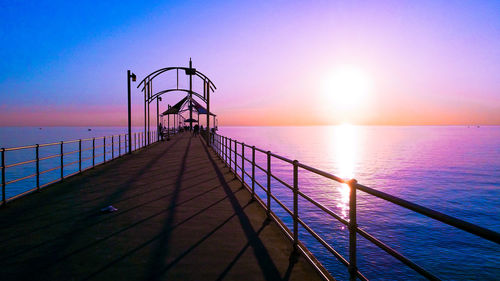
xmin=0 ymin=133 xmax=325 ymax=281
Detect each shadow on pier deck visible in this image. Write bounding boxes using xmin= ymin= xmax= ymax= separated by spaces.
xmin=0 ymin=133 xmax=325 ymax=281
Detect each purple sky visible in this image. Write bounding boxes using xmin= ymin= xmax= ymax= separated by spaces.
xmin=1 ymin=1 xmax=499 ymax=126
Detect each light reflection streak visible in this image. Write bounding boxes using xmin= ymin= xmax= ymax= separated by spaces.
xmin=333 ymin=124 xmax=358 ymax=227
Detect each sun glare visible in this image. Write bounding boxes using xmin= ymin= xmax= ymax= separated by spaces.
xmin=322 ymin=66 xmax=373 ymax=110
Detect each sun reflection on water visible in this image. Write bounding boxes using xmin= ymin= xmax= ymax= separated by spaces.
xmin=333 ymin=124 xmax=358 ymax=226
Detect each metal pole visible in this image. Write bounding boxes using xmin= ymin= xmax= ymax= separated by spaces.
xmin=224 ymin=137 xmax=227 ymax=166
xmin=127 ymin=70 xmax=132 ymax=154
xmin=189 ymin=58 xmax=193 ymax=131
xmin=144 ymin=80 xmax=147 ymax=148
xmin=293 ymin=160 xmax=299 ymax=252
xmin=112 ymin=135 xmax=114 ymax=159
xmin=119 ymin=135 xmax=121 ymax=157
xmin=267 ymin=151 xmax=271 ymax=216
xmin=348 ymin=179 xmax=358 ymax=281
xmin=79 ymin=139 xmax=82 ymax=173
xmin=241 ymin=143 xmax=245 ymax=185
xmin=60 ymin=141 xmax=63 ymax=180
xmin=206 ymin=82 xmax=210 ymax=144
xmin=252 ymin=146 xmax=255 ymax=198
xmin=234 ymin=139 xmax=237 ymax=177
xmin=103 ymin=137 xmax=106 ymax=163
xmin=148 ymin=79 xmax=151 ymax=145
xmin=168 ymin=106 xmax=171 ymax=140
xmin=156 ymin=96 xmax=159 ymax=141
xmin=1 ymin=148 xmax=6 ymax=205
xmin=36 ymin=144 xmax=40 ymax=191
xmin=92 ymin=138 xmax=95 ymax=167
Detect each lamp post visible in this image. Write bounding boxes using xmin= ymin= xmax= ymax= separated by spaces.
xmin=127 ymin=70 xmax=136 ymax=154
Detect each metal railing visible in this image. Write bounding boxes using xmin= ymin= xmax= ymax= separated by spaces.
xmin=210 ymin=133 xmax=500 ymax=281
xmin=0 ymin=130 xmax=160 ymax=205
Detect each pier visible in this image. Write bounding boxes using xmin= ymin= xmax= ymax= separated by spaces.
xmin=0 ymin=133 xmax=327 ymax=281
xmin=1 ymin=61 xmax=499 ymax=280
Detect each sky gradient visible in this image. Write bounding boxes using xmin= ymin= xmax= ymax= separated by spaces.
xmin=1 ymin=0 xmax=499 ymax=126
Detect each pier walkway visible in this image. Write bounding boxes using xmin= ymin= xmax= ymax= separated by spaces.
xmin=0 ymin=133 xmax=324 ymax=281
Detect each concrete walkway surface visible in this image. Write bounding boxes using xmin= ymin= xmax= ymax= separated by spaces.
xmin=0 ymin=133 xmax=326 ymax=281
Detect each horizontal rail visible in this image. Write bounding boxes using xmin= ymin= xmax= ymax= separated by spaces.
xmin=270 ymin=152 xmax=294 ymax=164
xmin=254 ymin=179 xmax=267 ymax=193
xmin=5 ymin=173 xmax=36 ymax=185
xmin=270 ymin=172 xmax=293 ymax=190
xmin=5 ymin=159 xmax=36 ymax=168
xmin=354 ymin=182 xmax=500 ymax=244
xmin=297 ymin=190 xmax=348 ymax=226
xmin=269 ymin=193 xmax=293 ymax=216
xmin=297 ymin=217 xmax=349 ymax=267
xmin=297 ymin=162 xmax=345 ymax=183
xmin=39 ymin=142 xmax=61 ymax=147
xmin=356 ymin=227 xmax=438 ymax=280
xmin=5 ymin=145 xmax=37 ymax=151
xmin=39 ymin=154 xmax=60 ymax=161
xmin=63 ymin=160 xmax=80 ymax=168
xmin=39 ymin=166 xmax=61 ymax=175
xmin=63 ymin=149 xmax=80 ymax=156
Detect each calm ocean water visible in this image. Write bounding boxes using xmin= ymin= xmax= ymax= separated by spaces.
xmin=1 ymin=126 xmax=499 ymax=280
xmin=217 ymin=126 xmax=500 ymax=281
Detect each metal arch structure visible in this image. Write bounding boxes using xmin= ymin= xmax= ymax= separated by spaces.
xmin=136 ymin=67 xmax=216 ymax=93
xmin=127 ymin=59 xmax=217 ymax=149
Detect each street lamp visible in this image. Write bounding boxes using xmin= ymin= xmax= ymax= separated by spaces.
xmin=127 ymin=70 xmax=136 ymax=154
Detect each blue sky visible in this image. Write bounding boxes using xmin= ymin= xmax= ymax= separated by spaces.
xmin=1 ymin=0 xmax=499 ymax=125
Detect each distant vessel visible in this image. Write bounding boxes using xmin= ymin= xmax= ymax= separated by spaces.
xmin=88 ymin=128 xmax=92 ymax=131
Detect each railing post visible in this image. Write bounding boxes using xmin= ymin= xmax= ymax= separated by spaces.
xmin=103 ymin=137 xmax=106 ymax=163
xmin=241 ymin=143 xmax=245 ymax=185
xmin=92 ymin=138 xmax=95 ymax=167
xmin=1 ymin=148 xmax=6 ymax=205
xmin=112 ymin=135 xmax=114 ymax=159
xmin=119 ymin=135 xmax=121 ymax=157
xmin=251 ymin=146 xmax=255 ymax=198
xmin=266 ymin=150 xmax=271 ymax=216
xmin=78 ymin=139 xmax=82 ymax=173
xmin=229 ymin=138 xmax=232 ymax=169
xmin=293 ymin=160 xmax=299 ymax=252
xmin=36 ymin=144 xmax=40 ymax=191
xmin=234 ymin=140 xmax=237 ymax=177
xmin=60 ymin=141 xmax=64 ymax=180
xmin=134 ymin=133 xmax=136 ymax=151
xmin=348 ymin=179 xmax=358 ymax=281
xmin=224 ymin=137 xmax=228 ymax=166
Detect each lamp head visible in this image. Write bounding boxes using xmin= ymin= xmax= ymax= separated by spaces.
xmin=131 ymin=73 xmax=137 ymax=82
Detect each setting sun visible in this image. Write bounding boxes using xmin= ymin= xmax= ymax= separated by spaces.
xmin=322 ymin=66 xmax=374 ymax=110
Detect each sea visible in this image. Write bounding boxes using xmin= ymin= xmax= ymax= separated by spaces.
xmin=1 ymin=126 xmax=499 ymax=280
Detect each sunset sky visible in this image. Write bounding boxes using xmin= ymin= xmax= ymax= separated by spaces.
xmin=1 ymin=0 xmax=499 ymax=126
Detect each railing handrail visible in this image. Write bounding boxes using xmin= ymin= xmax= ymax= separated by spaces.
xmin=1 ymin=130 xmax=163 ymax=206
xmin=210 ymin=132 xmax=500 ymax=281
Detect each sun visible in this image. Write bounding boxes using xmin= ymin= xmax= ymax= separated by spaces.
xmin=322 ymin=66 xmax=374 ymax=110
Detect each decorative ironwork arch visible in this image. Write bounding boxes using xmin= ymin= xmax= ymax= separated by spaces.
xmin=127 ymin=59 xmax=217 ymax=148
xmin=137 ymin=67 xmax=216 ymax=93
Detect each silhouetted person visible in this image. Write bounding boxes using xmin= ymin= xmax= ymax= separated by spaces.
xmin=193 ymin=124 xmax=199 ymax=136
xmin=158 ymin=124 xmax=164 ymax=141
